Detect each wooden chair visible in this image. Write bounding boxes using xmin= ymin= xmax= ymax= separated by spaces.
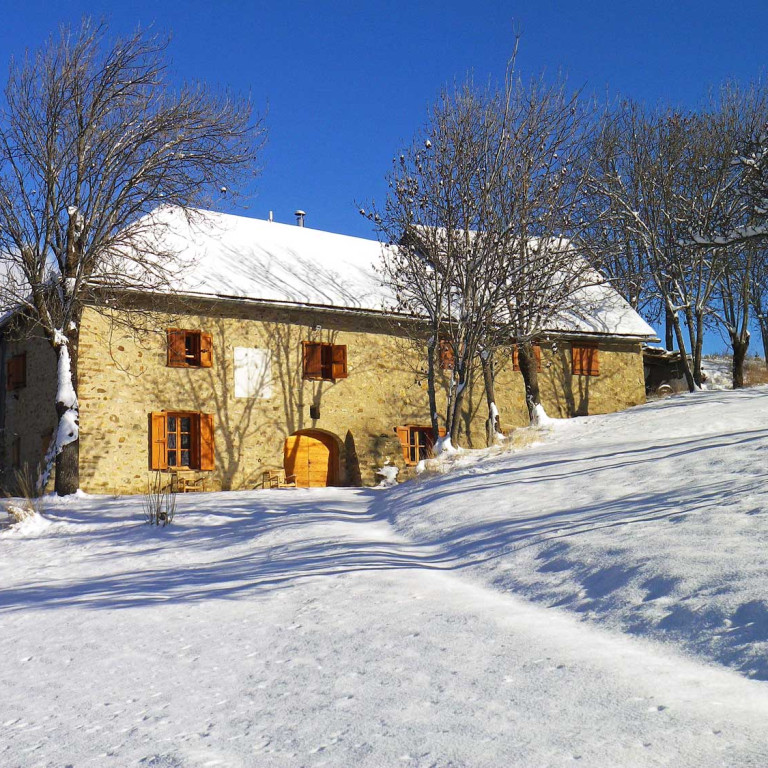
xmin=172 ymin=469 xmax=208 ymax=493
xmin=260 ymin=469 xmax=297 ymax=489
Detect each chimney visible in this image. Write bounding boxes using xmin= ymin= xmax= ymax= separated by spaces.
xmin=295 ymin=209 xmax=306 ymax=227
xmin=268 ymin=210 xmax=274 ymax=222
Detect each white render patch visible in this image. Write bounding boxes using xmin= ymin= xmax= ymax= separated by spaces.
xmin=233 ymin=347 xmax=272 ymax=399
xmin=129 ymin=206 xmax=658 ymax=340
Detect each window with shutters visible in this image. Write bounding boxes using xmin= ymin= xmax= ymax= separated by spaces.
xmin=512 ymin=344 xmax=542 ymax=372
xmin=438 ymin=339 xmax=455 ymax=370
xmin=149 ymin=411 xmax=215 ymax=471
xmin=302 ymin=341 xmax=348 ymax=381
xmin=571 ymin=343 xmax=600 ymax=376
xmin=166 ymin=329 xmax=213 ymax=368
xmin=6 ymin=353 xmax=26 ymax=390
xmin=395 ymin=425 xmax=446 ymax=466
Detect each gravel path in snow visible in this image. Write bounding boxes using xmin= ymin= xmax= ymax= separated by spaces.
xmin=2 ymin=488 xmax=768 ymax=767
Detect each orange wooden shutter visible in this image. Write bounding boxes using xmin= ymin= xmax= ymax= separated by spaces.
xmin=149 ymin=412 xmax=168 ymax=470
xmin=303 ymin=341 xmax=323 ymax=379
xmin=167 ymin=330 xmax=186 ymax=367
xmin=200 ymin=332 xmax=213 ymax=368
xmin=395 ymin=426 xmax=411 ymax=463
xmin=585 ymin=346 xmax=599 ymax=375
xmin=572 ymin=344 xmax=599 ymax=376
xmin=439 ymin=340 xmax=455 ymax=370
xmin=331 ymin=344 xmax=348 ymax=379
xmin=199 ymin=412 xmax=215 ymax=470
xmin=533 ymin=345 xmax=542 ymax=372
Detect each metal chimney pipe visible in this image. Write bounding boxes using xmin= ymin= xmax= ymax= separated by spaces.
xmin=295 ymin=210 xmax=306 ymax=227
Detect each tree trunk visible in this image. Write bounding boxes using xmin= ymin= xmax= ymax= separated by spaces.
xmin=54 ymin=320 xmax=81 ymax=496
xmin=731 ymin=334 xmax=750 ymax=389
xmin=480 ymin=351 xmax=503 ymax=446
xmin=517 ymin=341 xmax=541 ymax=423
xmin=692 ymin=310 xmax=705 ymax=389
xmin=760 ymin=318 xmax=768 ymax=368
xmin=426 ymin=337 xmax=440 ymax=440
xmin=669 ymin=306 xmax=695 ymax=392
xmin=665 ymin=306 xmax=675 ymax=351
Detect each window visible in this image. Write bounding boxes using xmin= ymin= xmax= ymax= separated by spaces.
xmin=302 ymin=341 xmax=348 ymax=381
xmin=512 ymin=344 xmax=542 ymax=372
xmin=167 ymin=329 xmax=213 ymax=368
xmin=6 ymin=353 xmax=26 ymax=390
xmin=571 ymin=343 xmax=600 ymax=376
xmin=438 ymin=339 xmax=455 ymax=370
xmin=149 ymin=411 xmax=215 ymax=470
xmin=395 ymin=425 xmax=446 ymax=466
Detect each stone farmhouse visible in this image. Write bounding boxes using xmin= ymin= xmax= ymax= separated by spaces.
xmin=1 ymin=207 xmax=657 ymax=494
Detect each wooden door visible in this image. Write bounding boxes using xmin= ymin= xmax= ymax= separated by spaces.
xmin=283 ymin=431 xmax=338 ymax=487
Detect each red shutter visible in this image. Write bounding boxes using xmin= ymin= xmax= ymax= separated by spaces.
xmin=331 ymin=344 xmax=348 ymax=379
xmin=149 ymin=412 xmax=168 ymax=470
xmin=439 ymin=340 xmax=455 ymax=370
xmin=200 ymin=332 xmax=213 ymax=368
xmin=572 ymin=344 xmax=599 ymax=376
xmin=167 ymin=330 xmax=187 ymax=367
xmin=199 ymin=412 xmax=215 ymax=470
xmin=303 ymin=341 xmax=323 ymax=380
xmin=533 ymin=344 xmax=542 ymax=372
xmin=395 ymin=426 xmax=411 ymax=464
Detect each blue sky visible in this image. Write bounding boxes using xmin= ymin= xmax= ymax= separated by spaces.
xmin=1 ymin=1 xmax=766 ymax=351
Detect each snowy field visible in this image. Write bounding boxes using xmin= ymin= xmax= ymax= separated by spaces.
xmin=3 ymin=390 xmax=768 ymax=766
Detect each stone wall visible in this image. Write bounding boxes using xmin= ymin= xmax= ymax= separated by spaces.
xmin=1 ymin=328 xmax=58 ymax=488
xmin=76 ymin=302 xmax=646 ymax=494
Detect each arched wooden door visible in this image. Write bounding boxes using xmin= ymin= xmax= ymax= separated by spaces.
xmin=283 ymin=430 xmax=339 ymax=488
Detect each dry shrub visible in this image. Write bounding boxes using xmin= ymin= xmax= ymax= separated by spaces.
xmin=4 ymin=463 xmax=43 ymax=523
xmin=143 ymin=471 xmax=177 ymax=527
xmin=745 ymin=358 xmax=768 ymax=387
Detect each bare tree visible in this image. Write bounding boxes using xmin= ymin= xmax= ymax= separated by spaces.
xmin=0 ymin=20 xmax=264 ymax=495
xmin=370 ymin=54 xmax=604 ymax=446
xmin=586 ymin=102 xmax=736 ymax=391
xmin=369 ymin=81 xmax=511 ymax=449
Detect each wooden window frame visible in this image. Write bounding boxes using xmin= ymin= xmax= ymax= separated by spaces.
xmin=6 ymin=353 xmax=27 ymax=390
xmin=395 ymin=425 xmax=446 ymax=466
xmin=167 ymin=329 xmax=213 ymax=368
xmin=302 ymin=341 xmax=348 ymax=381
xmin=512 ymin=344 xmax=542 ymax=373
xmin=149 ymin=410 xmax=215 ymax=471
xmin=571 ymin=343 xmax=600 ymax=376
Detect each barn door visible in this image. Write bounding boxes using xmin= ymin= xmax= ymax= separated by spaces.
xmin=283 ymin=431 xmax=338 ymax=487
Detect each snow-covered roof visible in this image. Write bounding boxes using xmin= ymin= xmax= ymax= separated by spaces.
xmin=131 ymin=206 xmax=657 ymax=341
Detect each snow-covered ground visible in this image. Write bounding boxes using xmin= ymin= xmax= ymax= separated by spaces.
xmin=3 ymin=389 xmax=768 ymax=766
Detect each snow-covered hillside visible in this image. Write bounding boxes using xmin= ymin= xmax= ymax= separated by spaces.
xmin=388 ymin=387 xmax=768 ymax=680
xmin=2 ymin=389 xmax=768 ymax=766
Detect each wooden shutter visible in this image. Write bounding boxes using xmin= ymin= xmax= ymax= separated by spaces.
xmin=167 ymin=330 xmax=187 ymax=367
xmin=439 ymin=340 xmax=455 ymax=370
xmin=395 ymin=426 xmax=411 ymax=464
xmin=200 ymin=332 xmax=213 ymax=368
xmin=199 ymin=412 xmax=215 ymax=470
xmin=331 ymin=344 xmax=348 ymax=379
xmin=149 ymin=412 xmax=168 ymax=470
xmin=6 ymin=357 xmax=15 ymax=390
xmin=303 ymin=341 xmax=323 ymax=380
xmin=572 ymin=344 xmax=599 ymax=376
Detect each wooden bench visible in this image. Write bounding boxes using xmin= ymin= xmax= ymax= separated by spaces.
xmin=260 ymin=469 xmax=297 ymax=489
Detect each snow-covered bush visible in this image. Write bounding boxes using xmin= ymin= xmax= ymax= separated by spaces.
xmin=375 ymin=464 xmax=399 ymax=488
xmin=143 ymin=472 xmax=177 ymax=527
